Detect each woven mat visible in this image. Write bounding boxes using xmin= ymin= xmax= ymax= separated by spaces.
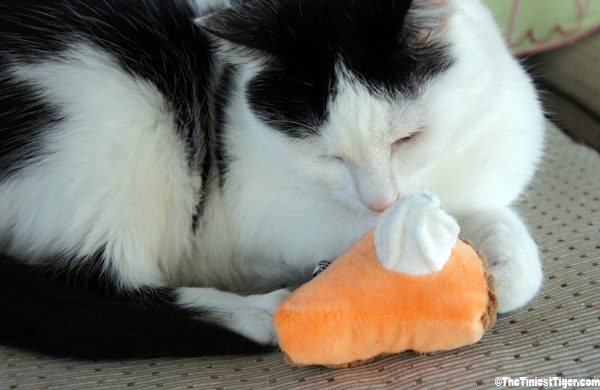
xmin=2 ymin=122 xmax=600 ymax=389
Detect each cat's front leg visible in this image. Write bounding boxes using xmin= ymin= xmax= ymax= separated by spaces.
xmin=457 ymin=208 xmax=542 ymax=313
xmin=178 ymin=288 xmax=291 ymax=346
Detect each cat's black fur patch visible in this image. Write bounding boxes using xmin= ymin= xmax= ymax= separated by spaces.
xmin=38 ymin=247 xmax=167 ymax=303
xmin=0 ymin=68 xmax=64 ymax=180
xmin=0 ymin=254 xmax=267 ymax=358
xmin=42 ymin=246 xmax=117 ymax=298
xmin=200 ymin=0 xmax=454 ymax=138
xmin=192 ymin=65 xmax=237 ymax=230
xmin=212 ymin=65 xmax=237 ymax=187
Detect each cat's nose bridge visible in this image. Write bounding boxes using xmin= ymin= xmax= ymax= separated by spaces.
xmin=351 ymin=165 xmax=398 ymax=213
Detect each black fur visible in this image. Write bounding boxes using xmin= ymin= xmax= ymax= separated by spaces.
xmin=192 ymin=65 xmax=237 ymax=230
xmin=201 ymin=0 xmax=453 ymax=138
xmin=212 ymin=65 xmax=237 ymax=187
xmin=0 ymin=69 xmax=64 ymax=179
xmin=0 ymin=255 xmax=266 ymax=359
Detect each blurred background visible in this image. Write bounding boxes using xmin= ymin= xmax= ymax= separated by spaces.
xmin=485 ymin=0 xmax=600 ymax=149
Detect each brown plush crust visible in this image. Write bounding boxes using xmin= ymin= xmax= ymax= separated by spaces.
xmin=482 ymin=262 xmax=498 ymax=331
xmin=283 ymin=352 xmax=384 ymax=369
xmin=460 ymin=239 xmax=498 ymax=331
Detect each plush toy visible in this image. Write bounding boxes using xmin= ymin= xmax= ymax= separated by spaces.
xmin=274 ymin=194 xmax=498 ymax=368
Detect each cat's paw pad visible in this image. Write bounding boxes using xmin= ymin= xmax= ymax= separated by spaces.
xmin=375 ymin=191 xmax=459 ymax=275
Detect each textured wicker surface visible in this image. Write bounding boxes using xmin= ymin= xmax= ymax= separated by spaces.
xmin=2 ymin=122 xmax=600 ymax=389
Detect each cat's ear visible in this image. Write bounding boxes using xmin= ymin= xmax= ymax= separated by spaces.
xmin=407 ymin=0 xmax=453 ymax=23
xmin=405 ymin=0 xmax=453 ymax=43
xmin=195 ymin=0 xmax=281 ymax=64
xmin=409 ymin=0 xmax=451 ymax=12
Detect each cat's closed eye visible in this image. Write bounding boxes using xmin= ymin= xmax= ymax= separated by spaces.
xmin=393 ymin=131 xmax=421 ymax=146
xmin=319 ymin=154 xmax=344 ymax=163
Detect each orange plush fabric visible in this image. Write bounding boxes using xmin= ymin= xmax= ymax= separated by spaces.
xmin=274 ymin=231 xmax=497 ymax=367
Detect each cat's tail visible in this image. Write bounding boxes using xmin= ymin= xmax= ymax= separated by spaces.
xmin=0 ymin=254 xmax=268 ymax=359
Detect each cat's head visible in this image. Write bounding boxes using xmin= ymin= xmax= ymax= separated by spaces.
xmin=197 ymin=0 xmax=485 ymax=214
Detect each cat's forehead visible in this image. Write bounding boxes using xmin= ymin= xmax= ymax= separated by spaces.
xmin=247 ymin=0 xmax=452 ymax=89
xmin=236 ymin=0 xmax=454 ymax=137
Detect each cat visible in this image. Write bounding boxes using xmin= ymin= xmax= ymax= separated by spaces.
xmin=0 ymin=0 xmax=544 ymax=358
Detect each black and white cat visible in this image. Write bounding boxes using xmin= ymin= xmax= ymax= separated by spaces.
xmin=0 ymin=0 xmax=544 ymax=358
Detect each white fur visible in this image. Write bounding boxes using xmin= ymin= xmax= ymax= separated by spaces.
xmin=0 ymin=44 xmax=200 ymax=288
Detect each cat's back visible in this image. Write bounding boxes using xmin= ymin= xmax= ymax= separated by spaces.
xmin=0 ymin=0 xmax=215 ymax=175
xmin=0 ymin=0 xmax=213 ymax=128
xmin=0 ymin=0 xmax=213 ymax=268
xmin=0 ymin=0 xmax=210 ymax=67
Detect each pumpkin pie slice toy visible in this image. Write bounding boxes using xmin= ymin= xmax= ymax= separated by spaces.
xmin=274 ymin=192 xmax=498 ymax=367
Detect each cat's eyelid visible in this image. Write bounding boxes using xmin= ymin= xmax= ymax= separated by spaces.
xmin=393 ymin=130 xmax=421 ymax=146
xmin=319 ymin=153 xmax=344 ymax=162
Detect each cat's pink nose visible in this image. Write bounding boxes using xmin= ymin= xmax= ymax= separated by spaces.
xmin=368 ymin=201 xmax=393 ymax=213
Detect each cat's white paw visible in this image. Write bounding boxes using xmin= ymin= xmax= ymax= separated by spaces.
xmin=483 ymin=234 xmax=542 ymax=313
xmin=230 ymin=289 xmax=291 ymax=346
xmin=179 ymin=287 xmax=291 ymax=346
xmin=375 ymin=191 xmax=459 ymax=275
xmin=459 ymin=209 xmax=543 ymax=313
